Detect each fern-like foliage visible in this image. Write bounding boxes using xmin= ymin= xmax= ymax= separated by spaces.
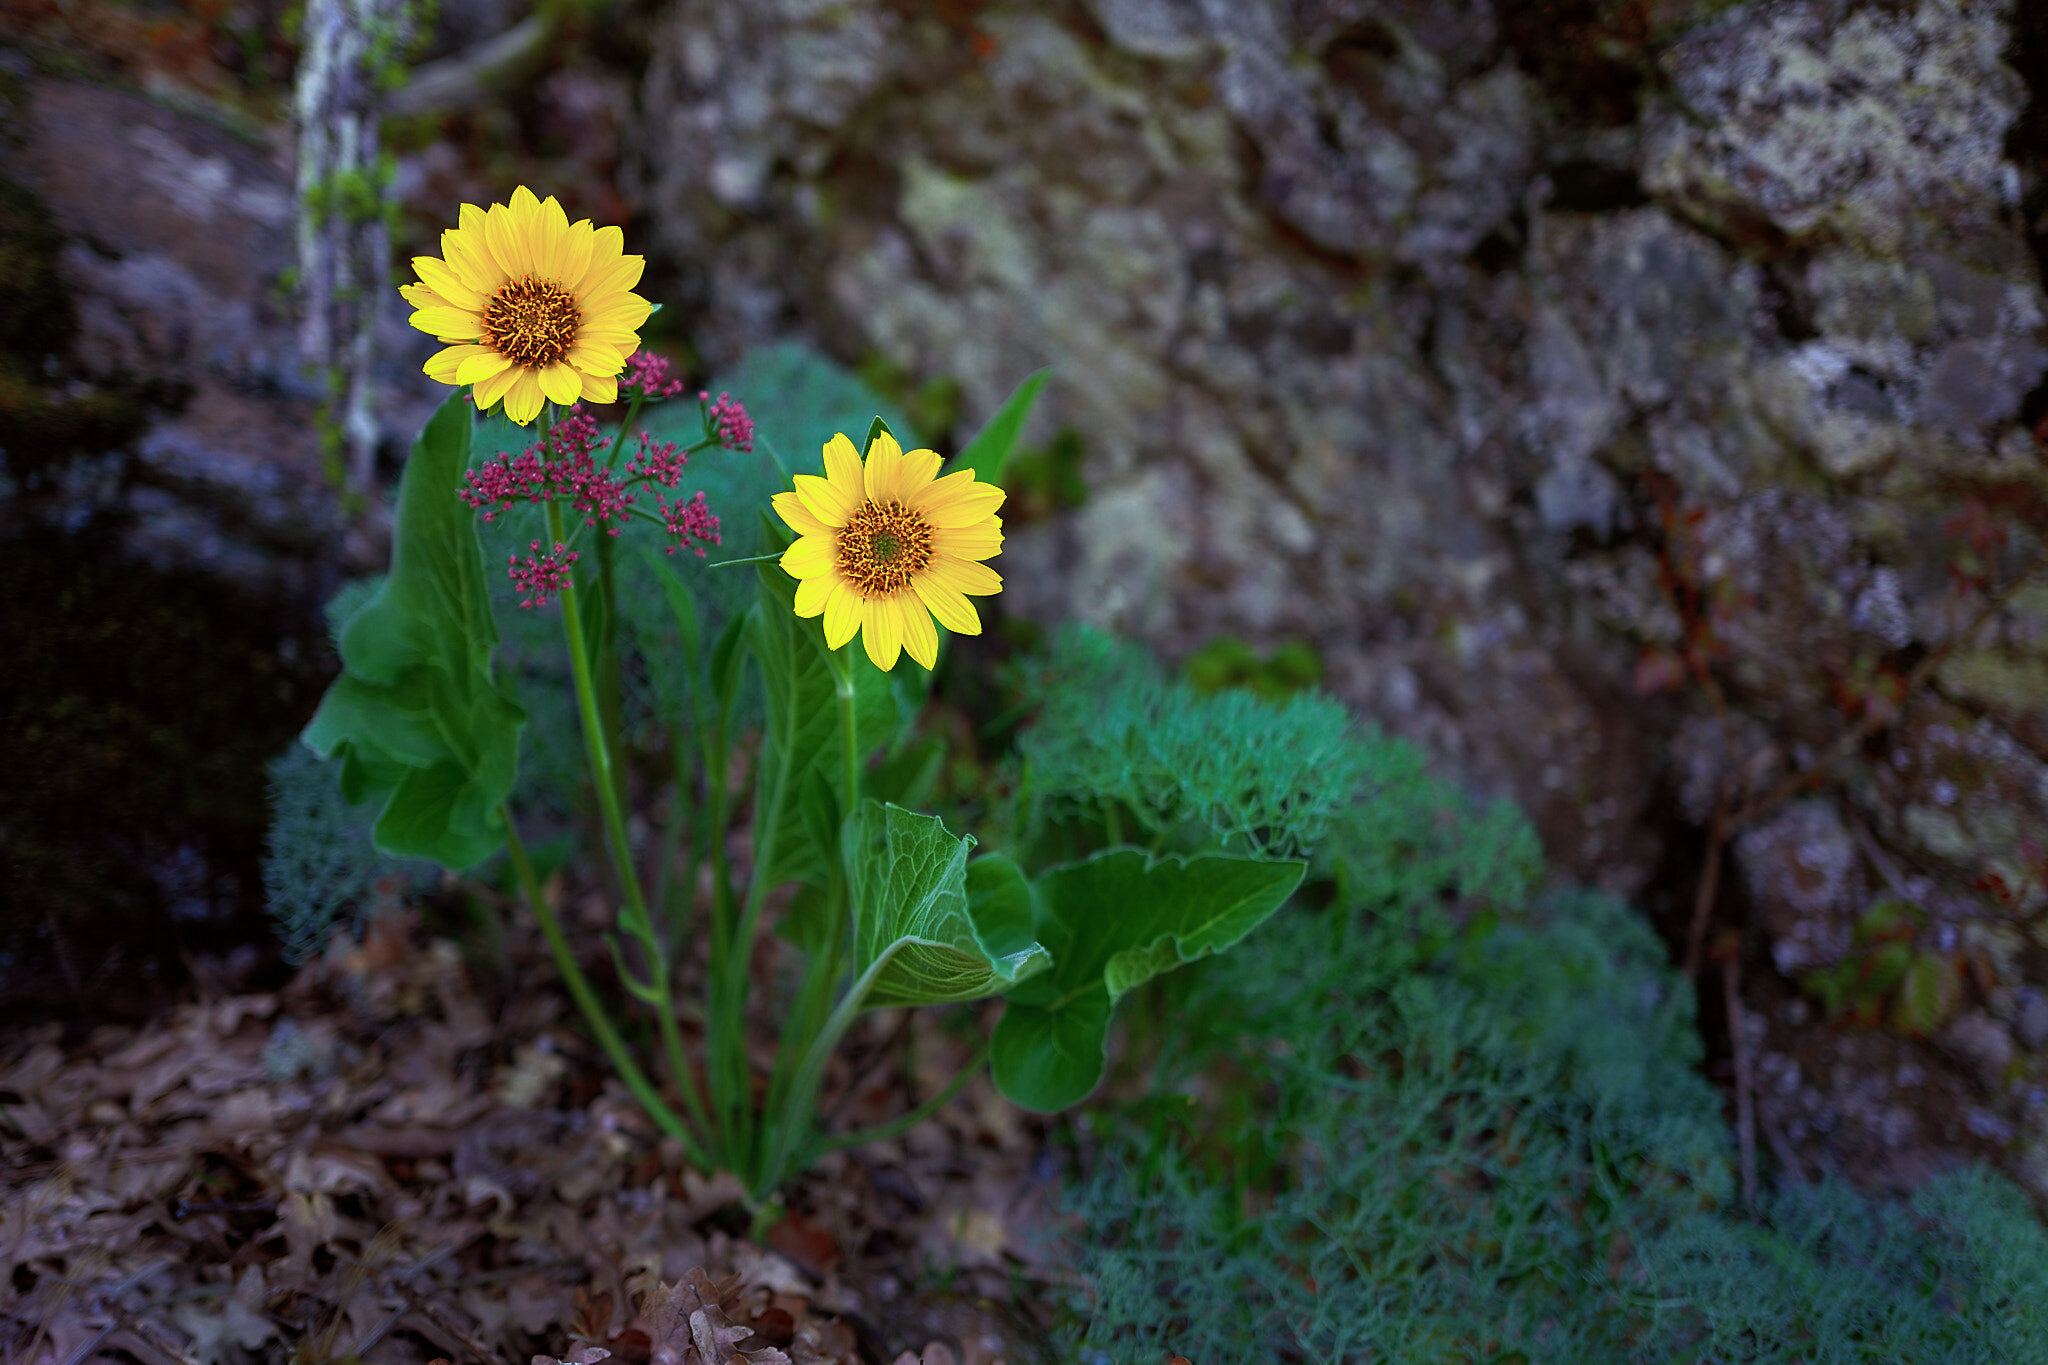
xmin=261 ymin=741 xmax=439 ymax=965
xmin=1018 ymin=623 xmax=1369 ymax=859
xmin=1641 ymin=1165 xmax=2048 ymax=1362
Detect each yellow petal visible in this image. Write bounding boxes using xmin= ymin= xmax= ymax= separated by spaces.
xmin=504 ymin=369 xmax=546 ymax=425
xmin=861 ymin=595 xmax=903 ymax=671
xmin=534 ymin=193 xmax=571 ymax=278
xmin=557 ymin=219 xmax=596 ymax=294
xmin=446 ymin=218 xmax=504 ymax=293
xmin=579 ymin=371 xmax=618 ymax=404
xmin=926 ymin=556 xmax=1002 ymax=596
xmin=794 ymin=472 xmax=856 ymax=527
xmin=584 ymin=291 xmax=653 ymax=333
xmin=772 ymin=490 xmax=835 ymax=538
xmin=538 ymin=362 xmax=582 ymax=406
xmin=399 ymin=281 xmax=450 ymax=311
xmin=484 ymin=200 xmax=528 ymax=280
xmin=934 ymin=523 xmax=1003 ymax=560
xmin=794 ymin=573 xmax=832 ymax=617
xmin=898 ymin=595 xmax=938 ymax=670
xmin=913 ymin=577 xmax=982 ymax=636
xmin=573 ymin=225 xmax=625 ymax=292
xmin=582 ymin=253 xmax=646 ymax=298
xmin=864 ymin=431 xmax=908 ymax=504
xmin=566 ymin=340 xmax=626 ymax=376
xmin=823 ymin=581 xmax=861 ymax=650
xmin=455 ymin=349 xmax=513 ymax=385
xmin=412 ymin=256 xmax=483 ymax=311
xmin=473 ymin=363 xmax=522 ymax=412
xmin=822 ymin=434 xmax=866 ymax=506
xmin=779 ymin=534 xmax=835 ymax=579
xmin=426 ymin=343 xmax=494 ymax=383
xmin=900 ymin=446 xmax=943 ymax=489
xmin=507 ymin=186 xmax=544 ymax=264
xmin=409 ymin=305 xmax=482 ymax=340
xmin=920 ymin=483 xmax=1006 ymax=528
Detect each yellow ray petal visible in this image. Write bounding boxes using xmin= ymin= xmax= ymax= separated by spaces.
xmin=566 ymin=340 xmax=626 ymax=376
xmin=772 ymin=491 xmax=835 ymax=538
xmin=585 ymin=292 xmax=653 ymax=333
xmin=779 ymin=534 xmax=835 ymax=579
xmin=504 ymin=369 xmax=547 ymax=425
xmin=445 ymin=219 xmax=504 ymax=294
xmin=484 ymin=200 xmax=527 ymax=280
xmin=920 ymin=485 xmax=1006 ymax=528
xmin=473 ymin=363 xmax=522 ymax=411
xmin=913 ymin=577 xmax=982 ymax=636
xmin=861 ymin=595 xmax=903 ymax=671
xmin=412 ymin=256 xmax=483 ymax=311
xmin=863 ymin=431 xmax=908 ymax=504
xmin=900 ymin=446 xmax=943 ymax=489
xmin=535 ymin=193 xmax=571 ymax=279
xmin=573 ymin=225 xmax=625 ymax=292
xmin=425 ymin=343 xmax=494 ymax=383
xmin=933 ymin=525 xmax=1004 ymax=561
xmin=455 ymin=349 xmax=513 ymax=385
xmin=926 ymin=556 xmax=1003 ymax=596
xmin=508 ymin=186 xmax=544 ymax=265
xmin=822 ymin=434 xmax=866 ymax=506
xmin=399 ymin=281 xmax=451 ymax=312
xmin=794 ymin=472 xmax=856 ymax=527
xmin=409 ymin=305 xmax=483 ymax=340
xmin=823 ymin=581 xmax=861 ymax=650
xmin=898 ymin=595 xmax=938 ymax=670
xmin=794 ymin=572 xmax=832 ymax=617
xmin=578 ymin=371 xmax=618 ymax=404
xmin=556 ymin=220 xmax=595 ymax=293
xmin=538 ymin=362 xmax=582 ymax=406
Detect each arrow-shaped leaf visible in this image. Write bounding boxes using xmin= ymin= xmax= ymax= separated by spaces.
xmin=848 ymin=802 xmax=1050 ymax=1009
xmin=990 ymin=849 xmax=1304 ymax=1112
xmin=301 ymin=395 xmax=525 ymax=870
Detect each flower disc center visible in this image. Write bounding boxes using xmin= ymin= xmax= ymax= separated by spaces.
xmin=483 ymin=275 xmax=581 ymax=369
xmin=839 ymin=501 xmax=933 ymax=597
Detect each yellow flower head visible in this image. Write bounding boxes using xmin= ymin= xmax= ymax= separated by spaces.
xmin=400 ymin=186 xmax=653 ymax=425
xmin=771 ymin=431 xmax=1006 ymax=671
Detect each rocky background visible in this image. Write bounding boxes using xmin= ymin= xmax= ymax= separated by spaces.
xmin=5 ymin=0 xmax=2048 ymax=1210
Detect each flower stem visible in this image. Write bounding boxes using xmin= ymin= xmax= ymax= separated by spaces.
xmin=544 ymin=485 xmax=716 ymax=1154
xmin=502 ymin=809 xmax=710 ymax=1167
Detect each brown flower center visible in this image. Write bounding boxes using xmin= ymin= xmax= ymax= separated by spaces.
xmin=482 ymin=275 xmax=581 ymax=369
xmin=838 ymin=500 xmax=934 ymax=597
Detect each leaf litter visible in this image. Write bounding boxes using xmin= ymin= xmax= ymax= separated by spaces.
xmin=0 ymin=875 xmax=1086 ymax=1365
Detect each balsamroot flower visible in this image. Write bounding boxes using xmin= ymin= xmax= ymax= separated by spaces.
xmin=771 ymin=431 xmax=1004 ymax=671
xmin=401 ymin=186 xmax=652 ymax=424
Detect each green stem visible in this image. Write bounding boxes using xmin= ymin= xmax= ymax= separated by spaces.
xmin=503 ymin=811 xmax=708 ymax=1166
xmin=809 ymin=1040 xmax=992 ymax=1159
xmin=755 ymin=943 xmax=904 ymax=1197
xmin=544 ymin=486 xmax=716 ymax=1153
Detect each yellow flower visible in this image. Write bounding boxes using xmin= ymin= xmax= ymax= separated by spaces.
xmin=400 ymin=186 xmax=653 ymax=425
xmin=771 ymin=431 xmax=1006 ymax=671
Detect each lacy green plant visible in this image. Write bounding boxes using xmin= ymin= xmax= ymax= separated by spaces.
xmin=294 ymin=187 xmax=1308 ymax=1208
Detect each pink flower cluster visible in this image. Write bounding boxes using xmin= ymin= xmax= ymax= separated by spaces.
xmin=622 ymin=350 xmax=688 ymax=400
xmin=460 ymin=403 xmax=636 ymax=538
xmin=702 ymin=390 xmax=754 ymax=452
xmin=508 ymin=540 xmax=579 ymax=609
xmin=654 ymin=490 xmax=722 ymax=557
xmin=625 ymin=430 xmax=690 ymax=487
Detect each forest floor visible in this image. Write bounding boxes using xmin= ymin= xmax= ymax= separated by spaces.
xmin=1 ymin=852 xmax=1101 ymax=1365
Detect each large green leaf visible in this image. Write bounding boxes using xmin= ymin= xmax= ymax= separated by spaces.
xmin=990 ymin=849 xmax=1304 ymax=1112
xmin=301 ymin=395 xmax=526 ymax=870
xmin=847 ymin=802 xmax=1050 ymax=1009
xmin=747 ymin=564 xmax=902 ymax=890
xmin=946 ymin=368 xmax=1049 ymax=489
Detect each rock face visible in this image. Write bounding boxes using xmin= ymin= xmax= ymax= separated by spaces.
xmin=629 ymin=0 xmax=2048 ymax=1196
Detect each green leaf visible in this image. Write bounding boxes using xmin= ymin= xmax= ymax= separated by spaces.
xmin=640 ymin=543 xmax=702 ymax=680
xmin=1894 ymin=950 xmax=1963 ymax=1037
xmin=990 ymin=849 xmax=1304 ymax=1112
xmin=746 ymin=566 xmax=899 ymax=889
xmin=868 ymin=736 xmax=947 ymax=810
xmin=301 ymin=395 xmax=525 ymax=869
xmin=847 ymin=802 xmax=1051 ymax=1009
xmin=947 ymin=368 xmax=1050 ymax=489
xmin=863 ymin=415 xmax=895 ymax=456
